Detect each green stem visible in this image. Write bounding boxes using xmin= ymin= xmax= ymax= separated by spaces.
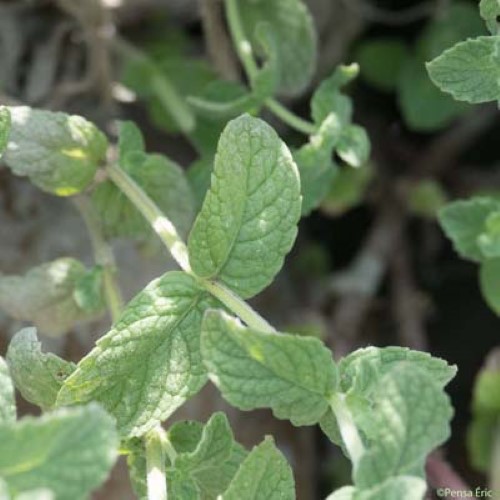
xmin=224 ymin=0 xmax=258 ymax=79
xmin=265 ymin=98 xmax=317 ymax=136
xmin=145 ymin=425 xmax=168 ymax=500
xmin=329 ymin=393 xmax=365 ymax=467
xmin=107 ymin=165 xmax=275 ymax=333
xmin=73 ymin=195 xmax=124 ymax=323
xmin=201 ymin=280 xmax=276 ymax=333
xmin=106 ymin=164 xmax=192 ymax=273
xmin=112 ymin=37 xmax=195 ymax=134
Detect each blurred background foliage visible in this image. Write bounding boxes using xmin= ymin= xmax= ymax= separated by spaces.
xmin=0 ymin=0 xmax=499 ymax=498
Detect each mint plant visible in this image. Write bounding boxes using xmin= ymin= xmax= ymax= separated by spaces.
xmin=0 ymin=0 xmax=461 ymax=498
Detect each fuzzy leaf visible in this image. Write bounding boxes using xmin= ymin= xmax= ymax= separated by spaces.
xmin=221 ymin=437 xmax=295 ymax=500
xmin=2 ymin=107 xmax=107 ymax=196
xmin=480 ymin=0 xmax=500 ymax=34
xmin=311 ymin=65 xmax=358 ymax=126
xmin=438 ymin=197 xmax=500 ymax=262
xmin=72 ymin=266 xmax=105 ymax=314
xmin=201 ymin=310 xmax=337 ymax=426
xmin=336 ymin=125 xmax=370 ymax=168
xmin=427 ymin=36 xmax=500 ymax=104
xmin=293 ymin=113 xmax=340 ymax=215
xmin=6 ymin=328 xmax=76 ymax=411
xmin=0 ymin=404 xmax=118 ymax=500
xmin=117 ymin=121 xmax=145 ymax=161
xmin=478 ymin=211 xmax=500 ymax=258
xmin=0 ymin=258 xmax=103 ymax=337
xmin=237 ymin=0 xmax=316 ymax=96
xmin=354 ymin=364 xmax=453 ymax=488
xmin=480 ymin=258 xmax=500 ymax=315
xmin=0 ymin=107 xmax=11 ymax=155
xmin=0 ymin=357 xmax=16 ymax=425
xmin=57 ymin=271 xmax=218 ymax=437
xmin=188 ymin=115 xmax=301 ymax=299
xmin=92 ymin=151 xmax=195 ymax=241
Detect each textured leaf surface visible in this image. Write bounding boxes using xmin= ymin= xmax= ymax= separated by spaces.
xmin=93 ymin=151 xmax=195 ymax=241
xmin=0 ymin=258 xmax=102 ymax=337
xmin=6 ymin=328 xmax=76 ymax=411
xmin=339 ymin=346 xmax=457 ymax=395
xmin=221 ymin=437 xmax=294 ymax=500
xmin=72 ymin=266 xmax=105 ymax=314
xmin=354 ymin=364 xmax=453 ymax=488
xmin=480 ymin=0 xmax=500 ymax=34
xmin=336 ymin=125 xmax=370 ymax=168
xmin=480 ymin=258 xmax=500 ymax=315
xmin=0 ymin=107 xmax=11 ymax=155
xmin=57 ymin=271 xmax=217 ymax=437
xmin=0 ymin=357 xmax=15 ymax=425
xmin=0 ymin=404 xmax=118 ymax=500
xmin=201 ymin=310 xmax=337 ymax=425
xmin=438 ymin=197 xmax=500 ymax=262
xmin=427 ymin=37 xmax=500 ymax=104
xmin=188 ymin=115 xmax=301 ymax=298
xmin=237 ymin=0 xmax=316 ymax=96
xmin=478 ymin=211 xmax=500 ymax=258
xmin=2 ymin=107 xmax=107 ymax=196
xmin=293 ymin=113 xmax=340 ymax=215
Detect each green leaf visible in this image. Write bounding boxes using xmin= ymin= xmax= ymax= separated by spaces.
xmin=336 ymin=125 xmax=370 ymax=168
xmin=0 ymin=357 xmax=16 ymax=425
xmin=327 ymin=476 xmax=427 ymax=500
xmin=57 ymin=271 xmax=218 ymax=437
xmin=467 ymin=349 xmax=500 ymax=472
xmin=320 ymin=163 xmax=373 ymax=216
xmin=72 ymin=266 xmax=105 ymax=314
xmin=0 ymin=258 xmax=103 ymax=337
xmin=354 ymin=364 xmax=453 ymax=488
xmin=339 ymin=346 xmax=457 ymax=396
xmin=478 ymin=211 xmax=500 ymax=258
xmin=201 ymin=309 xmax=337 ymax=426
xmin=427 ymin=36 xmax=500 ymax=104
xmin=438 ymin=197 xmax=500 ymax=262
xmin=237 ymin=0 xmax=316 ymax=96
xmin=2 ymin=107 xmax=107 ymax=196
xmin=311 ymin=65 xmax=358 ymax=126
xmin=221 ymin=437 xmax=295 ymax=500
xmin=187 ymin=158 xmax=213 ymax=211
xmin=356 ymin=39 xmax=409 ymax=92
xmin=480 ymin=0 xmax=500 ymax=34
xmin=6 ymin=328 xmax=76 ymax=411
xmin=0 ymin=106 xmax=11 ymax=155
xmin=0 ymin=404 xmax=118 ymax=500
xmin=293 ymin=113 xmax=341 ymax=215
xmin=92 ymin=151 xmax=195 ymax=241
xmin=188 ymin=114 xmax=301 ymax=299
xmin=399 ymin=56 xmax=468 ymax=131
xmin=117 ymin=121 xmax=145 ymax=161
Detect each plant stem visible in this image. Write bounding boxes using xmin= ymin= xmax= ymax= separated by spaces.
xmin=112 ymin=37 xmax=195 ymax=134
xmin=73 ymin=195 xmax=124 ymax=323
xmin=491 ymin=425 xmax=500 ymax=494
xmin=201 ymin=280 xmax=276 ymax=333
xmin=224 ymin=0 xmax=258 ymax=79
xmin=106 ymin=164 xmax=192 ymax=273
xmin=265 ymin=98 xmax=317 ymax=136
xmin=145 ymin=425 xmax=168 ymax=500
xmin=329 ymin=393 xmax=365 ymax=467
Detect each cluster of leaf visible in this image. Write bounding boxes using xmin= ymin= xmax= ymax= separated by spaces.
xmin=427 ymin=0 xmax=500 ymax=104
xmin=357 ymin=1 xmax=485 ymax=131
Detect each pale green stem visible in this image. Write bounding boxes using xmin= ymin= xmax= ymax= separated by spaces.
xmin=264 ymin=98 xmax=317 ymax=136
xmin=112 ymin=37 xmax=195 ymax=134
xmin=106 ymin=164 xmax=192 ymax=273
xmin=201 ymin=280 xmax=276 ymax=333
xmin=223 ymin=0 xmax=316 ymax=136
xmin=329 ymin=393 xmax=365 ymax=467
xmin=145 ymin=425 xmax=168 ymax=500
xmin=73 ymin=195 xmax=124 ymax=323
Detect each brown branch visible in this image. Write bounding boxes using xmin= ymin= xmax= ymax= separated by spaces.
xmin=199 ymin=0 xmax=240 ymax=81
